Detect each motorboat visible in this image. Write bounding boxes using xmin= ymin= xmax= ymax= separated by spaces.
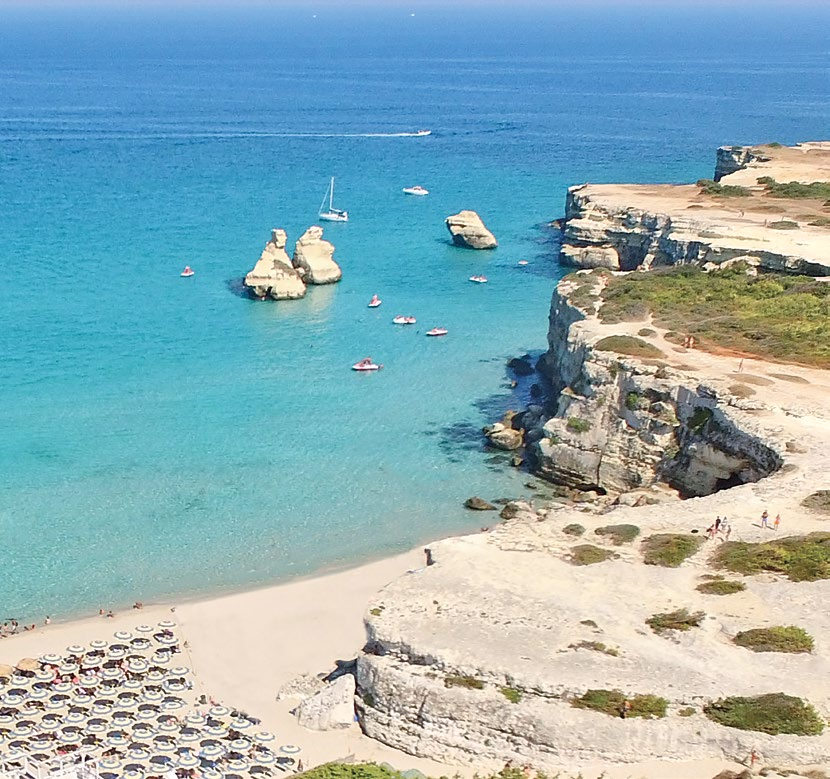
xmin=180 ymin=266 xmax=195 ymax=277
xmin=426 ymin=328 xmax=448 ymax=337
xmin=413 ymin=129 xmax=431 ymax=137
xmin=402 ymin=185 xmax=429 ymax=196
xmin=392 ymin=316 xmax=417 ymax=325
xmin=469 ymin=275 xmax=488 ymax=283
xmin=319 ymin=177 xmax=348 ymax=222
xmin=518 ymin=260 xmax=529 ymax=266
xmin=368 ymin=295 xmax=382 ymax=308
xmin=352 ymin=359 xmax=382 ymax=372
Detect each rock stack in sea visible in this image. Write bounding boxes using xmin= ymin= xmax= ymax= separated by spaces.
xmin=293 ymin=226 xmax=343 ymax=284
xmin=244 ymin=226 xmax=342 ymax=300
xmin=445 ymin=210 xmax=498 ymax=249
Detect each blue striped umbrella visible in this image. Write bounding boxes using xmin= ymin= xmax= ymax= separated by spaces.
xmin=157 ymin=620 xmax=176 ymax=630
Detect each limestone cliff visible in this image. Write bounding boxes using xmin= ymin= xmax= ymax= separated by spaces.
xmin=559 ymin=142 xmax=830 ymax=276
xmin=293 ymin=226 xmax=343 ymax=284
xmin=244 ymin=229 xmax=307 ymax=300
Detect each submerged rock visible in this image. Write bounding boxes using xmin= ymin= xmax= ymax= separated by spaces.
xmin=464 ymin=496 xmax=496 ymax=511
xmin=445 ymin=210 xmax=498 ymax=250
xmin=293 ymin=226 xmax=343 ymax=284
xmin=244 ymin=229 xmax=307 ymax=300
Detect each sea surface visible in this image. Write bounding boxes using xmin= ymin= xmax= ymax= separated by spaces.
xmin=1 ymin=3 xmax=828 ymax=622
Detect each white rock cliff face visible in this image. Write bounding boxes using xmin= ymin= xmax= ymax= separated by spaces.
xmin=292 ymin=226 xmax=343 ymax=284
xmin=244 ymin=229 xmax=307 ymax=300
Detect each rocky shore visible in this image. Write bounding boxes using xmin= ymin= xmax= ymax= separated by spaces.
xmin=352 ymin=142 xmax=830 ymax=774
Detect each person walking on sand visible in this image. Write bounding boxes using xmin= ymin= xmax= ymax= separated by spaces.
xmin=774 ymin=513 xmax=781 ymax=531
xmin=715 ymin=516 xmax=721 ymax=532
xmin=760 ymin=510 xmax=769 ymax=528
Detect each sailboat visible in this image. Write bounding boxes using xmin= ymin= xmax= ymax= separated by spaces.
xmin=318 ymin=177 xmax=348 ymax=222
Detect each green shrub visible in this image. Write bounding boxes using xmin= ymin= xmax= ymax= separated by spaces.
xmin=802 ymin=491 xmax=830 ymax=514
xmin=566 ymin=417 xmax=591 ymax=433
xmin=625 ymin=392 xmax=642 ymax=410
xmin=704 ymin=693 xmax=824 ymax=735
xmin=637 ymin=328 xmax=657 ymax=337
xmin=595 ymin=524 xmax=640 ymax=545
xmin=563 ymin=523 xmax=586 ymax=537
xmin=642 ymin=534 xmax=705 ymax=567
xmin=568 ymin=641 xmax=619 ymax=657
xmin=761 ymin=179 xmax=830 ymax=200
xmin=696 ymin=179 xmax=751 ymax=197
xmin=569 ymin=545 xmax=614 ymax=566
xmin=696 ymin=579 xmax=746 ymax=595
xmin=369 ymin=607 xmax=383 ymax=616
xmin=594 ymin=335 xmax=664 ymax=359
xmin=571 ymin=689 xmax=667 ymax=719
xmin=733 ymin=626 xmax=814 ymax=653
xmin=298 ymin=764 xmax=404 ymax=779
xmin=647 ymin=608 xmax=705 ymax=635
xmin=768 ymin=220 xmax=800 ymax=230
xmin=712 ymin=533 xmax=830 ymax=581
xmin=766 ymin=142 xmax=783 ymax=148
xmin=444 ymin=675 xmax=484 ymax=690
xmin=678 ymin=706 xmax=696 ymax=717
xmin=500 ymin=686 xmax=522 ymax=704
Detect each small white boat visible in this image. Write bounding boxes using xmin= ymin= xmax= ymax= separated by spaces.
xmin=368 ymin=295 xmax=382 ymax=308
xmin=413 ymin=129 xmax=431 ymax=137
xmin=319 ymin=177 xmax=348 ymax=222
xmin=402 ymin=185 xmax=429 ymax=196
xmin=518 ymin=260 xmax=529 ymax=266
xmin=426 ymin=327 xmax=448 ymax=337
xmin=393 ymin=316 xmax=417 ymax=325
xmin=469 ymin=275 xmax=488 ymax=283
xmin=352 ymin=359 xmax=382 ymax=372
xmin=180 ymin=266 xmax=195 ymax=277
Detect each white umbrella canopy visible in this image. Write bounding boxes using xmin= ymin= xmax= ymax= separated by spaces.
xmin=40 ymin=653 xmax=61 ymax=665
xmin=66 ymin=645 xmax=86 ymax=657
xmin=253 ymin=731 xmax=275 ymax=744
xmin=89 ymin=640 xmax=109 ymax=650
xmin=113 ymin=632 xmax=132 ymax=642
xmin=157 ymin=620 xmax=176 ymax=630
xmin=175 ymin=753 xmax=200 ymax=769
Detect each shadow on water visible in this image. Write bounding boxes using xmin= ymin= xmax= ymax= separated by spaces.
xmin=226 ymin=277 xmax=254 ymax=300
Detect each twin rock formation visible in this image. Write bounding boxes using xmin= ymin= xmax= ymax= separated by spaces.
xmin=244 ymin=226 xmax=342 ymax=300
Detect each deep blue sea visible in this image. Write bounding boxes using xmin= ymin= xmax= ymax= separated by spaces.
xmin=1 ymin=3 xmax=828 ymax=622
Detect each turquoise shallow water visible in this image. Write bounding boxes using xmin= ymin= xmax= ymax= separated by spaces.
xmin=1 ymin=4 xmax=828 ymax=621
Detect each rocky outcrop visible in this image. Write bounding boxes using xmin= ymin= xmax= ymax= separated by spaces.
xmin=244 ymin=229 xmax=307 ymax=300
xmin=445 ymin=211 xmax=498 ymax=250
xmin=531 ymin=278 xmax=783 ymax=496
xmin=296 ymin=673 xmax=356 ymax=731
xmin=558 ymin=143 xmax=830 ymax=277
xmin=292 ymin=226 xmax=342 ymax=284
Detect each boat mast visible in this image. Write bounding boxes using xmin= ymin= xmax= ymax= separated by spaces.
xmin=330 ymin=177 xmax=335 ymax=211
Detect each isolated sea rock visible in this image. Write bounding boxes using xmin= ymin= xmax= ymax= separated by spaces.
xmin=464 ymin=496 xmax=496 ymax=511
xmin=244 ymin=229 xmax=307 ymax=300
xmin=445 ymin=210 xmax=498 ymax=250
xmin=295 ymin=673 xmax=355 ymax=731
xmin=292 ymin=226 xmax=342 ymax=284
xmin=484 ymin=423 xmax=524 ymax=451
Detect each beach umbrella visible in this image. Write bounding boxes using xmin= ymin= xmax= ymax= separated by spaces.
xmin=112 ymin=712 xmax=134 ymax=727
xmin=89 ymin=639 xmax=108 ymax=650
xmin=199 ymin=744 xmax=225 ymax=761
xmin=155 ymin=635 xmax=177 ymax=647
xmin=253 ymin=731 xmax=275 ymax=744
xmin=230 ymin=716 xmax=253 ymax=730
xmin=149 ymin=753 xmax=173 ymax=766
xmin=163 ymin=681 xmax=186 ymax=694
xmin=34 ymin=669 xmax=54 ymax=683
xmin=28 ymin=688 xmax=48 ymax=701
xmin=175 ymin=753 xmax=200 ymax=770
xmin=107 ymin=648 xmax=126 ymax=661
xmin=58 ymin=730 xmax=82 ymax=745
xmin=101 ymin=667 xmax=123 ymax=681
xmin=230 ymin=738 xmax=252 ymax=753
xmin=114 ymin=632 xmax=132 ymax=642
xmin=66 ymin=645 xmax=86 ymax=657
xmin=208 ymin=705 xmax=229 ymax=719
xmin=0 ymin=713 xmax=13 ymax=725
xmin=136 ymin=709 xmax=158 ymax=722
xmin=123 ymin=679 xmax=143 ymax=691
xmin=85 ymin=721 xmax=108 ymax=735
xmin=179 ymin=728 xmax=201 ymax=743
xmin=40 ymin=653 xmax=62 ymax=665
xmin=2 ymin=693 xmax=25 ymax=706
xmin=59 ymin=661 xmax=79 ymax=675
xmin=204 ymin=724 xmax=226 ymax=737
xmin=145 ymin=670 xmax=165 ymax=683
xmin=45 ymin=699 xmax=64 ymax=711
xmin=201 ymin=769 xmax=223 ymax=779
xmin=150 ymin=652 xmax=170 ymax=666
xmin=0 ymin=664 xmax=16 ymax=679
xmin=136 ymin=624 xmax=154 ymax=633
xmin=106 ymin=733 xmax=129 ymax=748
xmin=65 ymin=711 xmax=86 ymax=725
xmin=100 ymin=756 xmax=123 ymax=771
xmin=141 ymin=690 xmax=163 ymax=704
xmin=128 ymin=747 xmax=151 ymax=761
xmin=16 ymin=658 xmax=40 ymax=673
xmin=161 ymin=698 xmax=184 ymax=710
xmin=127 ymin=660 xmax=149 ymax=675
xmin=12 ymin=725 xmax=33 ymax=738
xmin=154 ymin=739 xmax=176 ymax=753
xmin=279 ymin=745 xmax=301 ymax=755
xmin=53 ymin=681 xmax=73 ymax=694
xmin=227 ymin=758 xmax=251 ymax=772
xmin=39 ymin=718 xmax=61 ymax=732
xmin=254 ymin=752 xmax=277 ymax=766
xmin=167 ymin=666 xmax=189 ymax=678
xmin=157 ymin=620 xmax=176 ymax=630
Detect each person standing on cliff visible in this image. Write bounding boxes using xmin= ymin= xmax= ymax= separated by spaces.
xmin=774 ymin=514 xmax=781 ymax=531
xmin=761 ymin=510 xmax=769 ymax=528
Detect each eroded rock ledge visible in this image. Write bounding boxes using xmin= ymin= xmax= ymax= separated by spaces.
xmin=560 ymin=141 xmax=830 ymax=276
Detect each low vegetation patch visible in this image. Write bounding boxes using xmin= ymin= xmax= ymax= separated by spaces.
xmin=642 ymin=534 xmax=705 ymax=567
xmin=704 ymin=693 xmax=824 ymax=735
xmin=697 ymin=579 xmax=746 ymax=595
xmin=728 ymin=383 xmax=756 ymax=398
xmin=768 ymin=219 xmax=800 ymax=230
xmin=571 ymin=689 xmax=667 ymax=719
xmin=594 ymin=335 xmax=664 ymax=358
xmin=298 ymin=764 xmax=405 ymax=779
xmin=696 ymin=178 xmax=751 ymax=197
xmin=568 ymin=641 xmax=619 ymax=657
xmin=647 ymin=608 xmax=705 ymax=635
xmin=566 ymin=417 xmax=591 ymax=434
xmin=569 ymin=544 xmax=614 ymax=566
xmin=758 ymin=177 xmax=830 ymax=200
xmin=595 ymin=524 xmax=640 ymax=545
xmin=444 ymin=675 xmax=485 ymax=690
xmin=500 ymin=686 xmax=522 ymax=704
xmin=712 ymin=533 xmax=830 ymax=581
xmin=637 ymin=328 xmax=657 ymax=337
xmin=599 ymin=266 xmax=830 ymax=367
xmin=802 ymin=491 xmax=830 ymax=514
xmin=678 ymin=706 xmax=696 ymax=717
xmin=733 ymin=626 xmax=814 ymax=654
xmin=563 ymin=523 xmax=586 ymax=537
